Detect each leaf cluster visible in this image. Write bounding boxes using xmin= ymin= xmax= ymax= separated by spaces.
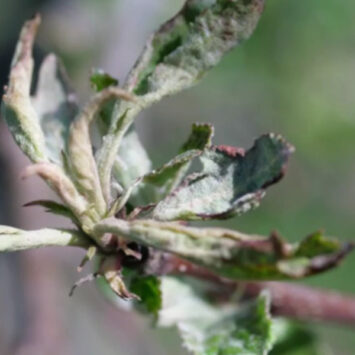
xmin=0 ymin=2 xmax=353 ymax=354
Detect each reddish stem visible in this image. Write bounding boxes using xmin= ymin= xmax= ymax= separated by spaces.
xmin=159 ymin=255 xmax=355 ymax=326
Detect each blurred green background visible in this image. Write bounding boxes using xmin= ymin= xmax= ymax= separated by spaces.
xmin=0 ymin=0 xmax=354 ymax=354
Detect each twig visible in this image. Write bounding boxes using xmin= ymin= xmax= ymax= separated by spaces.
xmin=158 ymin=255 xmax=355 ymax=326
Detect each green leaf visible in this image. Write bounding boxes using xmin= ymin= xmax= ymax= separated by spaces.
xmin=32 ymin=54 xmax=79 ymax=165
xmin=130 ymin=275 xmax=162 ymax=316
xmin=139 ymin=123 xmax=214 ymax=204
xmin=95 ymin=218 xmax=353 ymax=280
xmin=127 ymin=0 xmax=265 ymax=100
xmin=90 ymin=69 xmax=119 ymax=92
xmin=158 ymin=277 xmax=274 ymax=355
xmin=270 ymin=320 xmax=329 ymax=355
xmin=152 ymin=134 xmax=294 ymax=221
xmin=23 ymin=199 xmax=81 ymax=226
xmin=1 ymin=15 xmax=47 ymax=163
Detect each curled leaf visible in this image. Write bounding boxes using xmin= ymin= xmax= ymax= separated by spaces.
xmin=22 ymin=163 xmax=88 ymax=220
xmin=68 ymin=87 xmax=135 ymax=214
xmin=95 ymin=218 xmax=353 ymax=281
xmin=96 ymin=0 xmax=266 ymax=196
xmin=0 ymin=225 xmax=89 ymax=252
xmin=32 ymin=54 xmax=79 ymax=165
xmin=111 ymin=127 xmax=152 ymax=205
xmin=139 ymin=123 xmax=214 ymax=204
xmin=127 ymin=0 xmax=265 ymax=100
xmin=100 ymin=256 xmax=138 ymax=300
xmin=152 ymin=134 xmax=294 ymax=221
xmin=1 ymin=14 xmax=47 ymax=162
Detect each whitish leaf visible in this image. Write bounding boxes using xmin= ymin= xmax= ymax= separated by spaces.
xmin=88 ymin=71 xmax=152 ymax=205
xmin=95 ymin=218 xmax=353 ymax=280
xmin=112 ymin=128 xmax=152 ymax=201
xmin=159 ymin=277 xmax=274 ymax=355
xmin=68 ymin=87 xmax=134 ymax=214
xmin=140 ymin=123 xmax=214 ymax=204
xmin=32 ymin=54 xmax=79 ymax=165
xmin=152 ymin=134 xmax=294 ymax=221
xmin=0 ymin=225 xmax=89 ymax=252
xmin=22 ymin=163 xmax=89 ymax=223
xmin=1 ymin=15 xmax=47 ymax=163
xmin=127 ymin=0 xmax=265 ymax=101
xmin=96 ymin=0 xmax=266 ymax=199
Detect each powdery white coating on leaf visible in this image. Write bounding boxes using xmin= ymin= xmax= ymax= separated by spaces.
xmin=96 ymin=0 xmax=265 ymax=204
xmin=1 ymin=14 xmax=47 ymax=163
xmin=32 ymin=54 xmax=78 ymax=165
xmin=152 ymin=134 xmax=294 ymax=221
xmin=95 ymin=219 xmax=352 ymax=280
xmin=158 ymin=277 xmax=274 ymax=355
xmin=135 ymin=123 xmax=214 ymax=204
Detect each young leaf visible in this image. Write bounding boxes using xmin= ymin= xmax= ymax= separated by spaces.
xmin=1 ymin=14 xmax=47 ymax=163
xmin=152 ymin=134 xmax=294 ymax=221
xmin=90 ymin=69 xmax=119 ymax=92
xmin=130 ymin=275 xmax=162 ymax=316
xmin=127 ymin=0 xmax=266 ymax=101
xmin=32 ymin=54 xmax=79 ymax=166
xmin=24 ymin=199 xmax=81 ymax=226
xmin=68 ymin=87 xmax=134 ymax=214
xmin=113 ymin=128 xmax=153 ymax=197
xmin=96 ymin=0 xmax=266 ymax=199
xmin=95 ymin=219 xmax=353 ymax=281
xmin=139 ymin=123 xmax=214 ymax=204
xmin=22 ymin=163 xmax=89 ymax=223
xmin=88 ymin=70 xmax=153 ymax=204
xmin=159 ymin=277 xmax=274 ymax=355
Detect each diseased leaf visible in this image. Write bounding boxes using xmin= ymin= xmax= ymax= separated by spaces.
xmin=130 ymin=275 xmax=162 ymax=316
xmin=68 ymin=87 xmax=133 ymax=214
xmin=152 ymin=134 xmax=294 ymax=221
xmin=143 ymin=123 xmax=214 ymax=202
xmin=0 ymin=225 xmax=89 ymax=252
xmin=90 ymin=69 xmax=119 ymax=92
xmin=100 ymin=256 xmax=138 ymax=300
xmin=159 ymin=277 xmax=274 ymax=355
xmin=96 ymin=0 xmax=266 ymax=191
xmin=1 ymin=14 xmax=47 ymax=163
xmin=24 ymin=199 xmax=80 ymax=226
xmin=95 ymin=218 xmax=353 ymax=280
xmin=32 ymin=54 xmax=79 ymax=165
xmin=88 ymin=70 xmax=152 ymax=204
xmin=112 ymin=128 xmax=153 ymax=201
xmin=22 ymin=163 xmax=89 ymax=224
xmin=127 ymin=0 xmax=265 ymax=100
